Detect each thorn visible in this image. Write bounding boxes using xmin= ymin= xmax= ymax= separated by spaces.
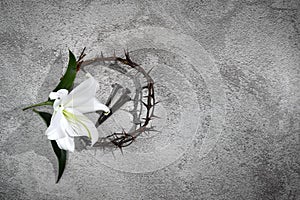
xmin=124 ymin=49 xmax=129 ymax=58
xmin=118 ymin=146 xmax=124 ymax=155
xmin=141 ymin=101 xmax=148 ymax=107
xmin=150 ymin=129 xmax=161 ymax=133
xmin=101 ymin=51 xmax=105 ymax=64
xmin=125 ymin=47 xmax=130 ymax=56
xmin=142 ymin=117 xmax=151 ymax=121
xmin=154 ymin=101 xmax=160 ymax=105
xmin=150 ymin=114 xmax=160 ymax=119
xmin=144 ymin=127 xmax=161 ymax=133
xmin=147 ymin=66 xmax=155 ymax=75
xmin=134 ymin=71 xmax=141 ymax=77
xmin=142 ymin=85 xmax=148 ymax=89
xmin=143 ymin=131 xmax=150 ymax=136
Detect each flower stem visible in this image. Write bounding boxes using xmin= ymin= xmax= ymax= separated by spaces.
xmin=22 ymin=101 xmax=53 ymax=111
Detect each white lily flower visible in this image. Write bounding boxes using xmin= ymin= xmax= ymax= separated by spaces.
xmin=45 ymin=73 xmax=110 ymax=152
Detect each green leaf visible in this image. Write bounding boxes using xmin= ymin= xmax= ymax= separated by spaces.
xmin=33 ymin=109 xmax=67 ymax=183
xmin=53 ymin=50 xmax=78 ymax=92
xmin=50 ymin=140 xmax=67 ymax=183
xmin=22 ymin=101 xmax=53 ymax=111
xmin=23 ymin=50 xmax=77 ymax=110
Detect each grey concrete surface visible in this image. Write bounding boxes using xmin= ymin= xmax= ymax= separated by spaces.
xmin=1 ymin=0 xmax=299 ymax=199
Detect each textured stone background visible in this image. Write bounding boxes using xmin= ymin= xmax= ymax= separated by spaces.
xmin=1 ymin=0 xmax=299 ymax=199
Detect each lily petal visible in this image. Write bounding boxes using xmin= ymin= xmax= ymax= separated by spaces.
xmin=64 ymin=108 xmax=99 ymax=146
xmin=56 ymin=136 xmax=75 ymax=152
xmin=45 ymin=110 xmax=68 ymax=140
xmin=63 ymin=76 xmax=99 ymax=109
xmin=53 ymin=99 xmax=62 ymax=111
xmin=49 ymin=89 xmax=68 ymax=100
xmin=74 ymin=97 xmax=110 ymax=113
